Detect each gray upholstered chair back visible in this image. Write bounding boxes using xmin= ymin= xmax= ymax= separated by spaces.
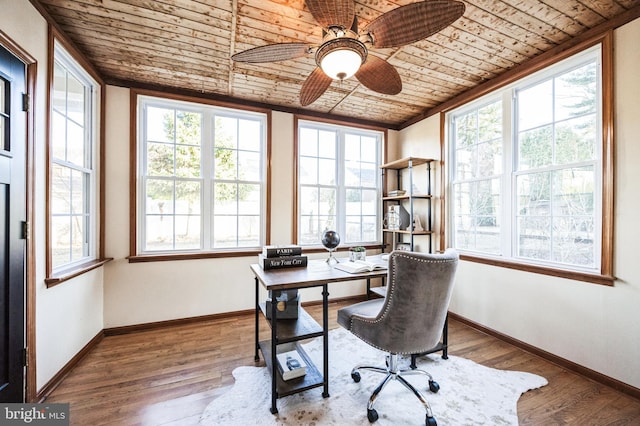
xmin=347 ymin=249 xmax=458 ymax=355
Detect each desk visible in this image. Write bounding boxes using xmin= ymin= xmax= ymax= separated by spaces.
xmin=251 ymin=255 xmax=388 ymax=414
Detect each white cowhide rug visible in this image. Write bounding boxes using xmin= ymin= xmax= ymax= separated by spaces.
xmin=200 ymin=328 xmax=547 ymax=425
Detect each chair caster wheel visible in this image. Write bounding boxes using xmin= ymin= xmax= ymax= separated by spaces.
xmin=351 ymin=371 xmax=361 ymax=383
xmin=367 ymin=408 xmax=379 ymax=423
xmin=425 ymin=415 xmax=437 ymax=426
xmin=429 ymin=380 xmax=440 ymax=393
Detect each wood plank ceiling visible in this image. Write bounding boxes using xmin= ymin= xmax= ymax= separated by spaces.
xmin=35 ymin=0 xmax=640 ymax=128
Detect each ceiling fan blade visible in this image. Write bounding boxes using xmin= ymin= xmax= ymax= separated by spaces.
xmin=305 ymin=0 xmax=355 ymax=29
xmin=232 ymin=43 xmax=311 ymax=63
xmin=355 ymin=56 xmax=402 ymax=95
xmin=300 ymin=68 xmax=333 ymax=106
xmin=365 ymin=0 xmax=465 ymax=48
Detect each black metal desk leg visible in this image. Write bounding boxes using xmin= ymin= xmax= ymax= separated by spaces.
xmin=270 ymin=295 xmax=278 ymax=414
xmin=441 ymin=314 xmax=449 ymax=360
xmin=255 ymin=278 xmax=260 ymax=362
xmin=322 ymin=284 xmax=330 ymax=398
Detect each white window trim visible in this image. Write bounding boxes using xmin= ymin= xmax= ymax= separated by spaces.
xmin=447 ymin=44 xmax=602 ymax=274
xmin=136 ymin=95 xmax=268 ymax=255
xmin=50 ymin=39 xmax=100 ymax=273
xmin=296 ymin=119 xmax=383 ymax=247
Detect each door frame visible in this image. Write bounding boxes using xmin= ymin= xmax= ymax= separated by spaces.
xmin=0 ymin=30 xmax=37 ymax=403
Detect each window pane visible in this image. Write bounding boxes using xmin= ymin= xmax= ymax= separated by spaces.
xmin=318 ymin=159 xmax=335 ymax=185
xmin=175 ymin=216 xmax=200 ymax=250
xmin=477 ymin=139 xmax=501 ymax=177
xmin=214 ymin=183 xmax=237 ymax=214
xmin=145 ymin=215 xmax=174 ymax=251
xmin=518 ymin=80 xmax=553 ymax=131
xmin=70 ymin=215 xmax=86 ymax=261
xmin=215 ymin=116 xmax=238 ymax=149
xmin=319 ymin=188 xmax=336 ymax=216
xmin=175 ymin=181 xmax=200 ymax=214
xmin=238 ymin=184 xmax=261 ymax=215
xmin=455 ymin=146 xmax=476 ymax=180
xmin=51 ymin=164 xmax=71 ymax=214
xmin=147 ymin=107 xmax=174 ymax=143
xmin=66 ymin=73 xmax=85 ymax=124
xmin=555 ymin=115 xmax=595 ymax=165
xmin=70 ymin=169 xmax=85 ymax=216
xmin=146 ymin=179 xmax=174 ymax=215
xmin=518 ymin=125 xmax=552 ymax=170
xmin=176 ymin=144 xmax=200 ymax=178
xmin=238 ymin=150 xmax=260 ymax=181
xmin=299 ymin=157 xmax=318 ymax=185
xmin=52 ymin=62 xmax=66 ymax=113
xmin=67 ymin=119 xmax=84 ymax=166
xmin=176 ymin=111 xmax=201 ymax=145
xmin=51 ymin=216 xmax=71 ymax=268
xmin=213 ymin=216 xmax=237 ymax=248
xmin=299 ymin=128 xmax=318 ymax=156
xmin=318 ymin=130 xmax=336 ymax=157
xmin=517 ymin=216 xmax=551 ymax=260
xmin=300 ymin=186 xmax=319 ymax=216
xmin=238 ymin=119 xmax=260 ymax=151
xmin=455 ymin=112 xmax=477 ymax=147
xmin=214 ymin=148 xmax=236 ymax=179
xmin=478 ymin=102 xmax=502 ymax=142
xmin=238 ymin=215 xmax=260 ymax=247
xmin=51 ymin=111 xmax=66 ymax=160
xmin=555 ymin=62 xmax=596 ymax=121
xmin=147 ymin=142 xmax=174 ymax=176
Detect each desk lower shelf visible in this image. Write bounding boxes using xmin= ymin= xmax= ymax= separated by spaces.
xmin=259 ymin=341 xmax=324 ymax=398
xmin=258 ymin=302 xmax=323 ymax=342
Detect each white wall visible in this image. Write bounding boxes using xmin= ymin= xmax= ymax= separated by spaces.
xmin=102 ymin=94 xmax=368 ymax=327
xmin=400 ymin=18 xmax=640 ymax=390
xmin=1 ymin=0 xmax=105 ymax=391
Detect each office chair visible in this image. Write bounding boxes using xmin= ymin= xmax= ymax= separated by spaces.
xmin=337 ymin=249 xmax=458 ymax=426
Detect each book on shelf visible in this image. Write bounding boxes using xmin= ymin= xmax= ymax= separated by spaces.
xmin=262 ymin=245 xmax=302 ymax=257
xmin=258 ymin=253 xmax=308 ymax=270
xmin=334 ymin=259 xmax=388 ymax=274
xmin=276 ymin=349 xmax=307 ymax=380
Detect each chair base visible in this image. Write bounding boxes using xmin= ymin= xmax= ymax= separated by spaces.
xmin=351 ymin=353 xmax=440 ymax=425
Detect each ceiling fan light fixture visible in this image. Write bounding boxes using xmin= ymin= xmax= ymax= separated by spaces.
xmin=316 ymin=37 xmax=367 ymax=81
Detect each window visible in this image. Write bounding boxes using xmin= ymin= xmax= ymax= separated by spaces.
xmin=136 ymin=95 xmax=267 ymax=255
xmin=448 ymin=44 xmax=607 ymax=276
xmin=49 ymin=40 xmax=100 ymax=273
xmin=296 ymin=120 xmax=382 ymax=246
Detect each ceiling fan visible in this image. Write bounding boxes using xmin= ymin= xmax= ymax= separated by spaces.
xmin=231 ymin=0 xmax=465 ymax=106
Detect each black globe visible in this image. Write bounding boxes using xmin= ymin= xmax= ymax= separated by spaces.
xmin=321 ymin=230 xmax=340 ymax=250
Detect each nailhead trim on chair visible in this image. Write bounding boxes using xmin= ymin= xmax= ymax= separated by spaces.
xmin=349 ymin=251 xmax=457 ymax=355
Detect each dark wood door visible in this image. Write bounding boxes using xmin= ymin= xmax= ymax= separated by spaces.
xmin=0 ymin=44 xmax=27 ymax=403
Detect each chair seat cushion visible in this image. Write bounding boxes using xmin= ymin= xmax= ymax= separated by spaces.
xmin=337 ymin=299 xmax=384 ymax=330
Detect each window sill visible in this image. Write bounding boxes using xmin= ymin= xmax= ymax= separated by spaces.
xmin=459 ymin=254 xmax=615 ymax=286
xmin=45 ymin=258 xmax=114 ymax=288
xmin=128 ymin=244 xmax=385 ymax=263
xmin=128 ymin=249 xmax=262 ymax=263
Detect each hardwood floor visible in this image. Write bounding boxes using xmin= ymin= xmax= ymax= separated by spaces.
xmin=45 ymin=300 xmax=640 ymax=425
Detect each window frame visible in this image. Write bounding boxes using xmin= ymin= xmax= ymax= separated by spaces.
xmin=294 ymin=117 xmax=385 ymax=249
xmin=130 ymin=90 xmax=271 ymax=261
xmin=444 ymin=34 xmax=614 ymax=286
xmin=46 ymin=32 xmax=107 ymax=287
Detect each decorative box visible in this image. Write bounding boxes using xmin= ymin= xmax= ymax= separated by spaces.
xmin=266 ymin=289 xmax=300 ymax=319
